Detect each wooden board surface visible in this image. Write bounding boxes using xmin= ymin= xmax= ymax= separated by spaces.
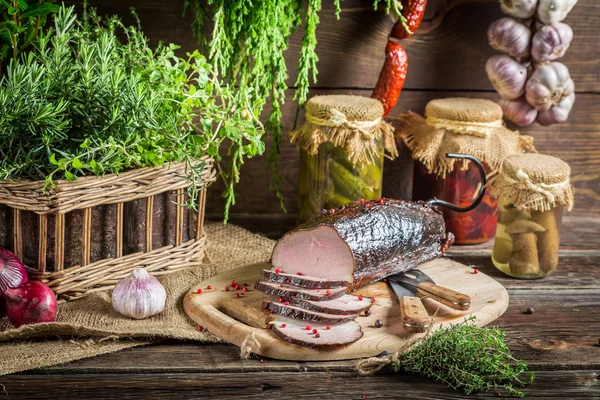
xmin=183 ymin=258 xmax=508 ymax=361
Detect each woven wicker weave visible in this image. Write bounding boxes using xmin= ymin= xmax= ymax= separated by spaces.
xmin=0 ymin=157 xmax=216 ymax=301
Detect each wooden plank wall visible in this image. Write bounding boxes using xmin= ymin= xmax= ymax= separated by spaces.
xmin=81 ymin=0 xmax=600 ymax=237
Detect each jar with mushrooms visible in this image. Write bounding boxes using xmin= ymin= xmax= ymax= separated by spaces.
xmin=489 ymin=154 xmax=573 ymax=279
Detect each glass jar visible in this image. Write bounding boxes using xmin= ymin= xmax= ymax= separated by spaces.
xmin=492 ymin=200 xmax=564 ymax=279
xmin=412 ymin=161 xmax=498 ymax=245
xmin=298 ymin=142 xmax=384 ymax=224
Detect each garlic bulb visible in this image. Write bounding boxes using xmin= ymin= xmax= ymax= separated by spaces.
xmin=486 ymin=55 xmax=529 ymax=100
xmin=525 ymin=62 xmax=574 ymax=111
xmin=112 ymin=268 xmax=167 ymax=319
xmin=488 ymin=18 xmax=532 ymax=59
xmin=500 ymin=0 xmax=538 ymax=19
xmin=531 ymin=23 xmax=573 ymax=63
xmin=536 ymin=0 xmax=577 ymax=24
xmin=500 ymin=97 xmax=538 ymax=126
xmin=537 ymin=92 xmax=575 ymax=125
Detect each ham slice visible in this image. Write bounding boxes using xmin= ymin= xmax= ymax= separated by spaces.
xmin=254 ymin=281 xmax=346 ymax=301
xmin=268 ymin=315 xmax=363 ymax=347
xmin=288 ymin=294 xmax=373 ymax=316
xmin=263 ymin=301 xmax=358 ymax=323
xmin=271 ymin=199 xmax=453 ymax=290
xmin=261 ymin=269 xmax=349 ymax=289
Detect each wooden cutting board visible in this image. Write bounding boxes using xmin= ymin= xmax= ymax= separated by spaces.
xmin=183 ymin=258 xmax=508 ymax=361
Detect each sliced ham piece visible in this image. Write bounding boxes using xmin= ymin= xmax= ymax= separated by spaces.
xmin=271 ymin=199 xmax=453 ymax=290
xmin=268 ymin=315 xmax=363 ymax=347
xmin=254 ymin=281 xmax=346 ymax=301
xmin=263 ymin=301 xmax=358 ymax=323
xmin=261 ymin=269 xmax=349 ymax=289
xmin=288 ymin=294 xmax=373 ymax=316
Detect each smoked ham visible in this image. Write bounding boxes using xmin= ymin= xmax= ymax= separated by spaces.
xmin=263 ymin=301 xmax=359 ymax=323
xmin=271 ymin=199 xmax=453 ymax=290
xmin=261 ymin=269 xmax=349 ymax=289
xmin=254 ymin=281 xmax=346 ymax=301
xmin=288 ymin=294 xmax=373 ymax=316
xmin=268 ymin=315 xmax=363 ymax=347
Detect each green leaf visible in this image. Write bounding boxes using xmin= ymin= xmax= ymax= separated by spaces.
xmin=21 ymin=3 xmax=60 ymax=18
xmin=72 ymin=157 xmax=83 ymax=169
xmin=49 ymin=153 xmax=58 ymax=165
xmin=90 ymin=159 xmax=104 ymax=174
xmin=64 ymin=171 xmax=77 ymax=181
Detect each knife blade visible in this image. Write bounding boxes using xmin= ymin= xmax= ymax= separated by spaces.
xmin=388 ymin=269 xmax=471 ymax=311
xmin=389 ymin=281 xmax=432 ymax=333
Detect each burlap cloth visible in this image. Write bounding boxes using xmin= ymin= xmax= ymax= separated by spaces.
xmin=290 ymin=95 xmax=397 ymax=166
xmin=0 ymin=223 xmax=275 ymax=376
xmin=395 ymin=98 xmax=536 ymax=177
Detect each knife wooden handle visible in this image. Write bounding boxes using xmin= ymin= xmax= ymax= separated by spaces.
xmin=416 ymin=282 xmax=471 ymax=311
xmin=400 ymin=296 xmax=432 ymax=333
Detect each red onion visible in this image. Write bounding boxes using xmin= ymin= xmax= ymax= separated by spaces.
xmin=3 ymin=281 xmax=57 ymax=328
xmin=0 ymin=296 xmax=5 ymax=319
xmin=0 ymin=248 xmax=29 ymax=293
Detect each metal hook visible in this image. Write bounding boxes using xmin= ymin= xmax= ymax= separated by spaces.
xmin=427 ymin=153 xmax=486 ymax=213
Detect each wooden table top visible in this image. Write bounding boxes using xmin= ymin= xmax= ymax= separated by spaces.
xmin=2 ymin=215 xmax=599 ymax=399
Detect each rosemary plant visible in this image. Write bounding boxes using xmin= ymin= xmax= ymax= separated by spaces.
xmin=184 ymin=0 xmax=407 ymax=206
xmin=0 ymin=5 xmax=265 ymax=219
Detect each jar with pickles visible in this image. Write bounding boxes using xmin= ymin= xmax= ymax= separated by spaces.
xmin=291 ymin=95 xmax=397 ymax=223
xmin=396 ymin=98 xmax=535 ymax=244
xmin=489 ymin=154 xmax=574 ymax=279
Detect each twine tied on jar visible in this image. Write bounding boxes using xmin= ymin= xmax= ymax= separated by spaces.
xmin=489 ymin=153 xmax=574 ymax=212
xmin=290 ymin=95 xmax=398 ymax=167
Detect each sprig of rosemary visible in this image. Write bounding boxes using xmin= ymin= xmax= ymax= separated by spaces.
xmin=398 ymin=317 xmax=535 ymax=397
xmin=0 ymin=5 xmax=265 ymax=220
xmin=183 ymin=0 xmax=407 ymax=209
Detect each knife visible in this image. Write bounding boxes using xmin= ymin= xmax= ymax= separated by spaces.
xmin=389 ymin=281 xmax=432 ymax=333
xmin=388 ymin=269 xmax=471 ymax=311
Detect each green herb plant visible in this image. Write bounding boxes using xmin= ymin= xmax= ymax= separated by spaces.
xmin=0 ymin=5 xmax=265 ymax=219
xmin=183 ymin=0 xmax=408 ymax=208
xmin=0 ymin=0 xmax=60 ymax=74
xmin=398 ymin=317 xmax=535 ymax=397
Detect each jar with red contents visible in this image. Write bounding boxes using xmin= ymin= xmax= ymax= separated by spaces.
xmin=396 ymin=98 xmax=534 ymax=244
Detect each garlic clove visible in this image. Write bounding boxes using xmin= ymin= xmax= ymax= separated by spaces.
xmin=536 ymin=0 xmax=577 ymax=25
xmin=112 ymin=268 xmax=167 ymax=320
xmin=537 ymin=92 xmax=576 ymax=125
xmin=525 ymin=62 xmax=573 ymax=111
xmin=488 ymin=17 xmax=532 ymax=60
xmin=500 ymin=0 xmax=538 ymax=19
xmin=531 ymin=23 xmax=573 ymax=63
xmin=486 ymin=55 xmax=528 ymax=100
xmin=500 ymin=97 xmax=538 ymax=126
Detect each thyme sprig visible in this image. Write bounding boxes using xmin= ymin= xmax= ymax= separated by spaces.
xmin=184 ymin=0 xmax=407 ymax=208
xmin=0 ymin=5 xmax=265 ymax=220
xmin=399 ymin=317 xmax=535 ymax=397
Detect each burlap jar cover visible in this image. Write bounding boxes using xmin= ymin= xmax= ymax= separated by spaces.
xmin=395 ymin=98 xmax=536 ymax=177
xmin=489 ymin=154 xmax=574 ymax=212
xmin=290 ymin=95 xmax=398 ymax=165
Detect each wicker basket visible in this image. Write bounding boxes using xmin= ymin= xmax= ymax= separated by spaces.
xmin=0 ymin=157 xmax=215 ymax=302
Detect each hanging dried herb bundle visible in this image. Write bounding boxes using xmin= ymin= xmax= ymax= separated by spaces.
xmin=358 ymin=317 xmax=535 ymax=397
xmin=183 ymin=0 xmax=408 ymax=206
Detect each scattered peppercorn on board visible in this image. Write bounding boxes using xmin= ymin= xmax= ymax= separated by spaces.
xmin=183 ymin=258 xmax=508 ymax=361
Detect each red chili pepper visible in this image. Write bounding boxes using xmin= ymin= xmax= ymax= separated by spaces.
xmin=390 ymin=0 xmax=428 ymax=41
xmin=371 ymin=40 xmax=408 ymax=118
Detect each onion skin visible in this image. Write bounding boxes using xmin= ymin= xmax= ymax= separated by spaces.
xmin=500 ymin=97 xmax=538 ymax=126
xmin=531 ymin=23 xmax=573 ymax=63
xmin=0 ymin=248 xmax=29 ymax=293
xmin=486 ymin=55 xmax=528 ymax=100
xmin=537 ymin=92 xmax=576 ymax=125
xmin=500 ymin=0 xmax=538 ymax=19
xmin=488 ymin=18 xmax=532 ymax=59
xmin=536 ymin=0 xmax=577 ymax=25
xmin=525 ymin=62 xmax=574 ymax=111
xmin=4 ymin=281 xmax=57 ymax=328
